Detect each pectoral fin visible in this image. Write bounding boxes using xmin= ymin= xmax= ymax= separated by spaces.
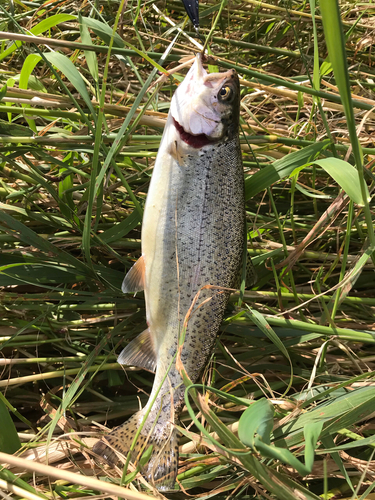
xmin=117 ymin=328 xmax=157 ymax=373
xmin=122 ymin=255 xmax=145 ymax=293
xmin=168 ymin=140 xmax=184 ymax=165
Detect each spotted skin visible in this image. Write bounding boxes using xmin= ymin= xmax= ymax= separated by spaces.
xmin=93 ymin=57 xmax=245 ymax=491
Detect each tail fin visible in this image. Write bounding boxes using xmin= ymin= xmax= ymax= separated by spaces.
xmin=93 ymin=411 xmax=179 ymax=491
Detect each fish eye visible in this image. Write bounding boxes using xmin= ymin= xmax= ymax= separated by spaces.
xmin=218 ymin=85 xmax=233 ymax=101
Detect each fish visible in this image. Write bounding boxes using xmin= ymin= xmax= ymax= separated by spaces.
xmin=93 ymin=54 xmax=255 ymax=491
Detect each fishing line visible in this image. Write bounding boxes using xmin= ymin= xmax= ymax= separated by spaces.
xmin=201 ymin=0 xmax=227 ymax=55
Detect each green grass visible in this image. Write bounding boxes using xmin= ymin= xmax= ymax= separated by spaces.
xmin=1 ymin=0 xmax=375 ymax=499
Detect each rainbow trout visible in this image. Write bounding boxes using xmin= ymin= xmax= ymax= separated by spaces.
xmin=94 ymin=54 xmax=250 ymax=490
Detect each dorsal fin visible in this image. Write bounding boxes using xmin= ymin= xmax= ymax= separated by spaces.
xmin=122 ymin=256 xmax=145 ymax=294
xmin=245 ymin=255 xmax=257 ymax=288
xmin=234 ymin=254 xmax=257 ymax=289
xmin=117 ymin=328 xmax=157 ymax=373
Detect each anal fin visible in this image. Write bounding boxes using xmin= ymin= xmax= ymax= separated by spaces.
xmin=118 ymin=328 xmax=157 ymax=373
xmin=122 ymin=256 xmax=145 ymax=294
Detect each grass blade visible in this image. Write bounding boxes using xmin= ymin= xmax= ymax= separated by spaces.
xmin=0 ymin=396 xmax=21 ymax=454
xmin=245 ymin=140 xmax=329 ymax=200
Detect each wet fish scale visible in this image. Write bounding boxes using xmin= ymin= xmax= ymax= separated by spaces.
xmin=93 ymin=55 xmax=246 ymax=490
xmin=155 ymin=141 xmax=244 ymax=392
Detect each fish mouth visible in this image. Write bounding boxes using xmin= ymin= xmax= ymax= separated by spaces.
xmin=170 ymin=54 xmax=237 ymax=145
xmin=173 ymin=117 xmax=214 ymax=149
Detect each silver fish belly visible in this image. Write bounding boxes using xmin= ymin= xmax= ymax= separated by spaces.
xmin=93 ymin=54 xmax=245 ymax=491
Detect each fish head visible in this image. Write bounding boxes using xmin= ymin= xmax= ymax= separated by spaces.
xmin=170 ymin=54 xmax=240 ymax=143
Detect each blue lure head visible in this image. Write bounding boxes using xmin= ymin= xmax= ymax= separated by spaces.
xmin=181 ymin=0 xmax=199 ymax=33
